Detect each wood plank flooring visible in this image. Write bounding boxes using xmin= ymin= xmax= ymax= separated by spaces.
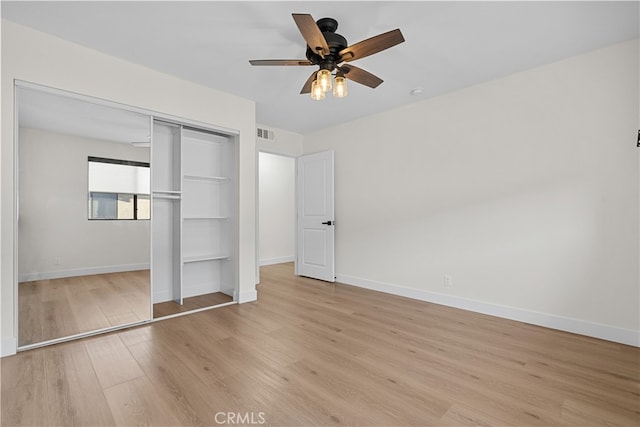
xmin=18 ymin=270 xmax=150 ymax=346
xmin=153 ymin=292 xmax=234 ymax=318
xmin=3 ymin=262 xmax=639 ymax=426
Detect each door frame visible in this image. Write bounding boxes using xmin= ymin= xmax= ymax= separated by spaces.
xmin=256 ymin=148 xmax=299 ymax=284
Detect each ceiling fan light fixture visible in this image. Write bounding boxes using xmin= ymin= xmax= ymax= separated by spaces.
xmin=333 ymin=74 xmax=348 ymax=98
xmin=250 ymin=14 xmax=405 ymax=101
xmin=311 ymin=79 xmax=325 ymax=100
xmin=317 ymin=69 xmax=332 ymax=92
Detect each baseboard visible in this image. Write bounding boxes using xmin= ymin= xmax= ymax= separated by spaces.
xmin=336 ymin=273 xmax=640 ymax=347
xmin=238 ymin=288 xmax=257 ymax=303
xmin=1 ymin=337 xmax=17 ymax=357
xmin=182 ymin=283 xmax=222 ymax=299
xmin=19 ymin=263 xmax=150 ymax=282
xmin=259 ymin=256 xmax=295 ymax=266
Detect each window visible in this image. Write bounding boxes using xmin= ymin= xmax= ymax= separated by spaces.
xmin=88 ymin=157 xmax=150 ymax=220
xmin=89 ymin=192 xmax=150 ymax=220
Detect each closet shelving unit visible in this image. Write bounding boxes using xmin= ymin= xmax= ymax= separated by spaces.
xmin=151 ymin=121 xmax=236 ymax=310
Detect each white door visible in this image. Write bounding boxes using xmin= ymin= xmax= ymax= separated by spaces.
xmin=296 ymin=150 xmax=335 ymax=282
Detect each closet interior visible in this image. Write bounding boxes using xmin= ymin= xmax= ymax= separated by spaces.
xmin=151 ymin=121 xmax=237 ymax=318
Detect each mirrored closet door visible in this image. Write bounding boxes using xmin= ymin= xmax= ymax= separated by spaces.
xmin=16 ymin=84 xmax=153 ymax=347
xmin=16 ymin=83 xmax=239 ymax=349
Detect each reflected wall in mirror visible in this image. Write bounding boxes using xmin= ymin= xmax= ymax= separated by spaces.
xmin=17 ymin=85 xmax=152 ymax=347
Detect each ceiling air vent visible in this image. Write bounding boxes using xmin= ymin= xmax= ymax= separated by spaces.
xmin=257 ymin=127 xmax=275 ymax=141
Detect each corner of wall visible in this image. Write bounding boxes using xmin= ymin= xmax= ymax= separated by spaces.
xmin=2 ymin=337 xmax=17 ymax=357
xmin=238 ymin=288 xmax=258 ymax=304
xmin=256 ymin=123 xmax=303 ymax=157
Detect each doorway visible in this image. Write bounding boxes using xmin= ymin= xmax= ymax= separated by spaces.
xmin=258 ymin=152 xmax=296 ymax=267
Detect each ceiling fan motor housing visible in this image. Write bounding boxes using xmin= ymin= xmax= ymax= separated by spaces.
xmin=305 ymin=17 xmax=347 ymax=70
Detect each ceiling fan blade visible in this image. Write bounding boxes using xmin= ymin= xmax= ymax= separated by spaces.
xmin=339 ymin=29 xmax=405 ymax=62
xmin=292 ymin=13 xmax=330 ymax=57
xmin=300 ymin=71 xmax=317 ymax=94
xmin=249 ymin=59 xmax=313 ymax=66
xmin=339 ymin=64 xmax=383 ymax=89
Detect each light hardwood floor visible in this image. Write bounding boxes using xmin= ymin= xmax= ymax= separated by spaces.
xmin=153 ymin=292 xmax=234 ymax=318
xmin=3 ymin=263 xmax=639 ymax=426
xmin=19 ymin=270 xmax=150 ymax=346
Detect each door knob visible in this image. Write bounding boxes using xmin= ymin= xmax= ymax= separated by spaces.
xmin=321 ymin=220 xmax=333 ymax=226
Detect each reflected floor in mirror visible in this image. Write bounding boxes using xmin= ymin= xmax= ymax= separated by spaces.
xmin=19 ymin=270 xmax=150 ymax=347
xmin=153 ymin=292 xmax=233 ymax=318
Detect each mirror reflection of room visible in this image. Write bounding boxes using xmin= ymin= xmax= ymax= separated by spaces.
xmin=17 ymin=87 xmax=152 ymax=347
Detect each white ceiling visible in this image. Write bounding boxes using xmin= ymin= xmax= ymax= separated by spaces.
xmin=3 ymin=1 xmax=639 ymax=135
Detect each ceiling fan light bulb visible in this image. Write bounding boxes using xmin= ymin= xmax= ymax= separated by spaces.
xmin=333 ymin=75 xmax=348 ymax=98
xmin=317 ymin=69 xmax=332 ymax=92
xmin=311 ymin=79 xmax=325 ymax=100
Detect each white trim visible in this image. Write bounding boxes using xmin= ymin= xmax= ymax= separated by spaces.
xmin=238 ymin=289 xmax=257 ymax=303
xmin=148 ymin=115 xmax=155 ymax=318
xmin=152 ymin=301 xmax=237 ymax=323
xmin=255 ymin=148 xmax=260 ymax=285
xmin=294 ymin=155 xmax=299 ymax=277
xmin=336 ymin=273 xmax=640 ymax=347
xmin=14 ymin=80 xmax=240 ymax=137
xmin=13 ymin=82 xmax=21 ymax=352
xmin=153 ymin=289 xmax=174 ymax=304
xmin=2 ymin=338 xmax=18 ymax=357
xmin=17 ymin=320 xmax=150 ymax=352
xmin=257 ymin=148 xmax=299 ymax=158
xmin=19 ymin=263 xmax=149 ymax=282
xmin=259 ymin=256 xmax=295 ymax=266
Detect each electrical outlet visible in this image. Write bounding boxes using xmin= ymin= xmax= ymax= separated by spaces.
xmin=444 ymin=274 xmax=452 ymax=287
xmin=53 ymin=257 xmax=62 ymax=265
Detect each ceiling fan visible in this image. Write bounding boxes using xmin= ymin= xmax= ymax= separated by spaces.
xmin=249 ymin=13 xmax=405 ymax=100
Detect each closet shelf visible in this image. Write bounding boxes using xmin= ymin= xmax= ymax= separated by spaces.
xmin=151 ymin=191 xmax=182 ymax=200
xmin=183 ymin=254 xmax=230 ymax=263
xmin=183 ymin=174 xmax=229 ymax=183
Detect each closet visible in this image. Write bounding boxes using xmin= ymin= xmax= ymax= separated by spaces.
xmin=15 ymin=81 xmax=240 ymax=350
xmin=152 ymin=120 xmax=236 ymax=316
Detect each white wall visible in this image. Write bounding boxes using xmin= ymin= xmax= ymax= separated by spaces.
xmin=19 ymin=128 xmax=150 ymax=281
xmin=255 ymin=124 xmax=302 ymax=278
xmin=2 ymin=20 xmax=257 ymax=356
xmin=256 ymin=123 xmax=304 ymax=157
xmin=259 ymin=152 xmax=295 ymax=266
xmin=303 ymin=39 xmax=640 ymax=346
